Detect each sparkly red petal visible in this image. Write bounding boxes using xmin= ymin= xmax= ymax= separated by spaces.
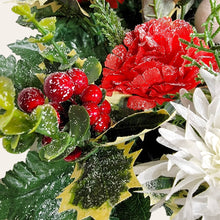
xmin=127 ymin=96 xmax=156 ymax=110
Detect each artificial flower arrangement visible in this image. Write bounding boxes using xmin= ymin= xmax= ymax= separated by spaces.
xmin=1 ymin=0 xmax=220 ymax=219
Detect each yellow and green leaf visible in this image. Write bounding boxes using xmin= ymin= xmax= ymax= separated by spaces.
xmin=57 ymin=141 xmax=142 ymax=220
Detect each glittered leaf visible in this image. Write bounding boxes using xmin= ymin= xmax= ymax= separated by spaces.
xmin=82 ymin=56 xmax=102 ymax=83
xmin=0 ymin=77 xmax=15 ymax=130
xmin=30 ymin=104 xmax=59 ymax=137
xmin=2 ymin=133 xmax=36 ymax=154
xmin=0 ymin=151 xmax=76 ymax=219
xmin=39 ymin=17 xmax=56 ymax=32
xmin=2 ymin=109 xmax=33 ymax=135
xmin=111 ymin=191 xmax=151 ymax=220
xmin=0 ymin=76 xmax=15 ymax=110
xmin=39 ymin=132 xmax=72 ymax=161
xmin=68 ymin=105 xmax=90 ymax=141
xmin=57 ymin=141 xmax=142 ymax=220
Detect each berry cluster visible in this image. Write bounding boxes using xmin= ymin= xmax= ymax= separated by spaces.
xmin=17 ymin=68 xmax=112 ymax=161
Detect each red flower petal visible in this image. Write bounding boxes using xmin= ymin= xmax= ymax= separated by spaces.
xmin=127 ymin=96 xmax=156 ymax=110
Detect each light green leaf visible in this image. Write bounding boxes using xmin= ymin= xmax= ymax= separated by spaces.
xmin=2 ymin=132 xmax=36 ymax=153
xmin=39 ymin=17 xmax=56 ymax=32
xmin=29 ymin=32 xmax=54 ymax=43
xmin=82 ymin=56 xmax=102 ymax=83
xmin=0 ymin=76 xmax=15 ymax=110
xmin=39 ymin=132 xmax=72 ymax=161
xmin=2 ymin=109 xmax=33 ymax=135
xmin=68 ymin=105 xmax=90 ymax=141
xmin=30 ymin=104 xmax=59 ymax=137
xmin=12 ymin=4 xmax=32 ymax=17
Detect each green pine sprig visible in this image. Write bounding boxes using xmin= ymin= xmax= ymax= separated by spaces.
xmin=180 ymin=0 xmax=220 ymax=74
xmin=90 ymin=0 xmax=126 ymax=48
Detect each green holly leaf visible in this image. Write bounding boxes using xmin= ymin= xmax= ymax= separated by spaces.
xmin=111 ymin=191 xmax=151 ymax=220
xmin=0 ymin=55 xmax=16 ymax=81
xmin=0 ymin=54 xmax=42 ymax=93
xmin=97 ymin=109 xmax=172 ymax=146
xmin=68 ymin=105 xmax=90 ymax=141
xmin=40 ymin=41 xmax=69 ymax=63
xmin=82 ymin=56 xmax=102 ymax=83
xmin=58 ymin=142 xmax=142 ymax=220
xmin=8 ymin=38 xmax=44 ymax=70
xmin=0 ymin=151 xmax=76 ymax=219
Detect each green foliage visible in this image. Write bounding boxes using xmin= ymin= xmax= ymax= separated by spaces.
xmin=98 ymin=110 xmax=171 ymax=146
xmin=0 ymin=53 xmax=42 ymax=94
xmin=82 ymin=56 xmax=102 ymax=83
xmin=181 ymin=0 xmax=220 ymax=72
xmin=111 ymin=191 xmax=151 ymax=220
xmin=0 ymin=151 xmax=76 ymax=219
xmin=90 ymin=0 xmax=126 ymax=48
xmin=8 ymin=38 xmax=44 ymax=71
xmin=72 ymin=146 xmax=132 ymax=209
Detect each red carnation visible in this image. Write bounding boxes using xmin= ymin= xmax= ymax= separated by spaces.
xmin=106 ymin=0 xmax=124 ymax=8
xmin=101 ymin=17 xmax=219 ymax=110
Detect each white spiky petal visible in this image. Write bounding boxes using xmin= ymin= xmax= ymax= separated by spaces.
xmin=136 ymin=68 xmax=220 ymax=220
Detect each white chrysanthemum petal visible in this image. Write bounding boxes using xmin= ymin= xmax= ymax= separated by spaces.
xmin=209 ymin=97 xmax=220 ymax=129
xmin=200 ymin=68 xmax=220 ymax=98
xmin=193 ymin=88 xmax=209 ymax=120
xmin=171 ymin=102 xmax=206 ymax=138
xmin=138 ymin=69 xmax=220 ymax=219
xmin=167 ymin=154 xmax=203 ymax=175
xmin=179 ymin=88 xmax=195 ymax=111
xmin=137 ymin=161 xmax=169 ymax=184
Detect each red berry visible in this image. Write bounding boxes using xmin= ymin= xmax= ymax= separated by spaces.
xmin=99 ymin=100 xmax=111 ymax=114
xmin=93 ymin=113 xmax=111 ymax=133
xmin=17 ymin=87 xmax=45 ymax=113
xmin=80 ymin=84 xmax=103 ymax=105
xmin=42 ymin=136 xmax=52 ymax=145
xmin=67 ymin=68 xmax=88 ymax=95
xmin=44 ymin=72 xmax=74 ymax=103
xmin=64 ymin=147 xmax=82 ymax=162
xmin=83 ymin=102 xmax=100 ymax=125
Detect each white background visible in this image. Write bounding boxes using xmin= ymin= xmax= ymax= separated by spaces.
xmin=0 ymin=1 xmax=169 ymax=219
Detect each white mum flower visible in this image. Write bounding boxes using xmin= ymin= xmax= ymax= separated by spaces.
xmin=136 ymin=68 xmax=220 ymax=220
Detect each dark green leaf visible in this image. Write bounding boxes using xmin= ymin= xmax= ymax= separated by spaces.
xmin=57 ymin=0 xmax=89 ymax=16
xmin=100 ymin=110 xmax=170 ymax=143
xmin=0 ymin=151 xmax=76 ymax=219
xmin=68 ymin=105 xmax=90 ymax=141
xmin=0 ymin=55 xmax=17 ymax=79
xmin=70 ymin=146 xmax=132 ymax=209
xmin=111 ymin=191 xmax=151 ymax=220
xmin=8 ymin=38 xmax=44 ymax=70
xmin=54 ymin=16 xmax=110 ymax=63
